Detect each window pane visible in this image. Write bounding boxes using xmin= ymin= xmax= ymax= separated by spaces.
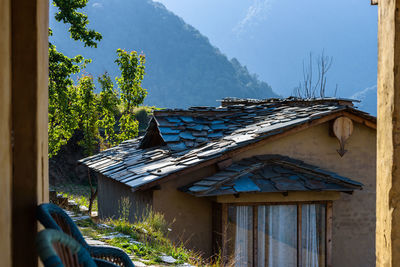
xmin=301 ymin=204 xmax=326 ymax=267
xmin=258 ymin=205 xmax=297 ymax=267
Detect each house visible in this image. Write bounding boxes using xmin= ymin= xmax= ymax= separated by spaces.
xmin=80 ymin=97 xmax=376 ymax=266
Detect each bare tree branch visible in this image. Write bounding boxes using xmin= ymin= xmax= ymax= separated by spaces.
xmin=294 ymin=50 xmax=334 ymax=99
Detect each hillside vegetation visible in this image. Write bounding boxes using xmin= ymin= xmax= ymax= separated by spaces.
xmin=50 ymin=0 xmax=278 ymax=108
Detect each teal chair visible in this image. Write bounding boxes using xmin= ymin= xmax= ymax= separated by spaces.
xmin=36 ymin=229 xmax=118 ymax=267
xmin=37 ymin=203 xmax=134 ymax=267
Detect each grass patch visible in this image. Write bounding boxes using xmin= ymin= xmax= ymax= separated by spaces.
xmin=104 ymin=209 xmax=197 ymax=265
xmin=50 ymin=183 xmax=98 ymax=212
xmin=75 ymin=208 xmax=206 ymax=265
xmin=51 ymin=185 xmax=223 ymax=265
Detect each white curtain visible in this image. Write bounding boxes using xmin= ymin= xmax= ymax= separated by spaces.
xmin=302 ymin=204 xmax=325 ymax=267
xmin=235 ymin=206 xmax=252 ymax=267
xmin=258 ymin=205 xmax=297 ymax=267
xmin=232 ymin=204 xmax=325 ymax=267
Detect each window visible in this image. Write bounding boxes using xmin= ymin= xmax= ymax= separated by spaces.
xmin=222 ymin=202 xmax=331 ymax=267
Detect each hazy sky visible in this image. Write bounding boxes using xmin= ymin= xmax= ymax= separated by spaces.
xmin=153 ymin=0 xmax=378 ymax=98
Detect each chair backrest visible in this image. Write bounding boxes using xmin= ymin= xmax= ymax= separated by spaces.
xmin=36 ymin=229 xmax=97 ymax=267
xmin=37 ymin=203 xmax=89 ymax=250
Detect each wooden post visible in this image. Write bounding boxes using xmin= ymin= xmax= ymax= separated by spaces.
xmin=10 ymin=0 xmax=49 ymax=266
xmin=221 ymin=203 xmax=228 ymax=263
xmin=0 ymin=0 xmax=12 ymax=266
xmin=253 ymin=205 xmax=258 ymax=267
xmin=376 ymin=0 xmax=400 ymax=266
xmin=326 ymin=202 xmax=332 ymax=267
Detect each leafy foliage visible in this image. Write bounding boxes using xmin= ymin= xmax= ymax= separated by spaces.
xmin=115 ymin=49 xmax=147 ymax=143
xmin=97 ymin=73 xmax=120 ymax=147
xmin=76 ymin=75 xmax=100 ymax=156
xmin=49 ymin=1 xmax=148 ymax=157
xmin=48 ymin=44 xmax=84 ymax=157
xmin=53 ymin=0 xmax=102 ymax=48
xmin=49 ymin=0 xmax=102 ymax=157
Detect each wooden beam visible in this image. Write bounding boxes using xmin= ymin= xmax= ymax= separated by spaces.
xmin=341 ymin=112 xmax=376 ymax=129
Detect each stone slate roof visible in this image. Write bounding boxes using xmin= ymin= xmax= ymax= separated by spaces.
xmin=181 ymin=154 xmax=363 ymax=196
xmin=79 ymin=97 xmax=375 ymax=191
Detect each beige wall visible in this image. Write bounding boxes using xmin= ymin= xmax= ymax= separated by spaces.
xmin=233 ymin=121 xmax=376 ymax=267
xmin=0 ymin=0 xmax=12 ymax=265
xmin=153 ymin=166 xmax=217 ymax=257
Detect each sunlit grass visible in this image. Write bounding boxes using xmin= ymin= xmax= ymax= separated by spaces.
xmin=50 ymin=183 xmax=98 ymax=212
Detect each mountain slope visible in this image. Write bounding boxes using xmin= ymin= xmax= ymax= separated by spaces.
xmin=350 ymin=85 xmax=377 ymax=116
xmin=50 ymin=0 xmax=278 ymax=108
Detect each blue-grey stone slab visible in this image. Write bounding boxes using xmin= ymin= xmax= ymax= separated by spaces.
xmin=233 ymin=176 xmax=261 ymax=192
xmin=254 ymin=179 xmax=278 ymax=192
xmin=211 ymin=124 xmax=228 ymax=130
xmin=271 ymin=177 xmax=307 ymax=191
xmin=180 ymin=116 xmax=194 ymax=123
xmin=168 ymin=142 xmax=187 ymax=151
xmin=194 ymin=180 xmax=218 ymax=186
xmin=210 ymin=120 xmax=225 ymax=124
xmin=193 ymin=131 xmax=208 ymax=137
xmin=188 ymin=185 xmax=210 ymax=192
xmin=196 ymin=137 xmax=208 ymax=144
xmin=165 ymin=117 xmax=181 ymax=123
xmin=208 ymin=132 xmax=223 ymax=138
xmin=225 ymin=164 xmax=250 ymax=173
xmin=159 ymin=127 xmax=180 ymax=134
xmin=180 ymin=132 xmax=196 ymax=140
xmin=162 ymin=134 xmax=180 ymax=142
xmin=187 ymin=125 xmax=204 ymax=131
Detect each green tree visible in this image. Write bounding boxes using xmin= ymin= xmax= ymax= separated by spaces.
xmin=115 ymin=49 xmax=147 ymax=143
xmin=49 ymin=0 xmax=102 ymax=157
xmin=97 ymin=73 xmax=120 ymax=148
xmin=75 ymin=74 xmax=100 ymax=213
xmin=76 ymin=75 xmax=99 ymax=156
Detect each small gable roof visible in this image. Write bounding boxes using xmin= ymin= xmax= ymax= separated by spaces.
xmin=79 ymin=98 xmax=375 ymax=191
xmin=181 ymin=154 xmax=362 ymax=197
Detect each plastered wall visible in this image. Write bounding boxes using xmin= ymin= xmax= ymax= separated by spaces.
xmin=152 ymin=166 xmax=217 ymax=257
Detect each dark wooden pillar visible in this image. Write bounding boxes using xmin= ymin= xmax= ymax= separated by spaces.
xmin=11 ymin=0 xmax=49 ymax=266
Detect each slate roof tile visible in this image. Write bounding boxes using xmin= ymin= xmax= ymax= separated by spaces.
xmin=182 ymin=154 xmax=363 ymax=196
xmin=80 ymin=97 xmax=375 ymax=190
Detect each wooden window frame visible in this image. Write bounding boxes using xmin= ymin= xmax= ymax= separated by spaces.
xmin=220 ymin=201 xmax=333 ymax=267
